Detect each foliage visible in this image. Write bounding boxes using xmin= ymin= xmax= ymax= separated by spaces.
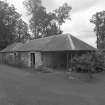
xmin=0 ymin=1 xmax=29 ymax=50
xmin=24 ymin=0 xmax=71 ymax=38
xmin=29 ymin=7 xmax=61 ymax=38
xmin=54 ymin=3 xmax=72 ymax=29
xmin=71 ymin=52 xmax=105 ymax=73
xmin=23 ymin=0 xmax=41 ymax=15
xmin=90 ymin=11 xmax=105 ymax=49
xmin=15 ymin=19 xmax=30 ymax=42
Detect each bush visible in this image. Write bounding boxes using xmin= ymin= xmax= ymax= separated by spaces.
xmin=71 ymin=51 xmax=105 ymax=73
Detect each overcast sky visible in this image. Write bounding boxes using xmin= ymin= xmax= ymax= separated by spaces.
xmin=7 ymin=0 xmax=105 ymax=47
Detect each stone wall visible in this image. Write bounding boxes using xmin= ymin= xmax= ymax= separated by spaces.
xmin=0 ymin=53 xmax=15 ymax=65
xmin=0 ymin=52 xmax=31 ymax=68
xmin=35 ymin=52 xmax=43 ymax=68
xmin=42 ymin=52 xmax=67 ymax=68
xmin=16 ymin=52 xmax=31 ymax=67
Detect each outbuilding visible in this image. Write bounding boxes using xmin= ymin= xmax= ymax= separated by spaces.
xmin=15 ymin=34 xmax=96 ymax=69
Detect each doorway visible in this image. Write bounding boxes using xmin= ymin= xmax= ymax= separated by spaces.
xmin=31 ymin=53 xmax=35 ymax=67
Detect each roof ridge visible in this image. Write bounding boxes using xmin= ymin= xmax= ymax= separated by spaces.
xmin=67 ymin=34 xmax=75 ymax=50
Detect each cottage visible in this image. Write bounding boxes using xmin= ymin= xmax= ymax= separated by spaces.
xmin=14 ymin=34 xmax=96 ymax=69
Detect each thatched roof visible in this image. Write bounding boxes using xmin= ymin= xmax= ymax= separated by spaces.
xmin=15 ymin=34 xmax=96 ymax=52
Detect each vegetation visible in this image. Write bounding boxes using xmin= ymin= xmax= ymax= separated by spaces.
xmin=71 ymin=52 xmax=105 ymax=73
xmin=15 ymin=19 xmax=30 ymax=42
xmin=0 ymin=1 xmax=29 ymax=50
xmin=54 ymin=3 xmax=72 ymax=31
xmin=24 ymin=0 xmax=72 ymax=38
xmin=90 ymin=11 xmax=105 ymax=49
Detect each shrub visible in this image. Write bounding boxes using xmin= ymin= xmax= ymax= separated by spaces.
xmin=71 ymin=51 xmax=105 ymax=73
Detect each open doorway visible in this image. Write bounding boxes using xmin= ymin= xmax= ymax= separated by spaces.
xmin=31 ymin=53 xmax=35 ymax=67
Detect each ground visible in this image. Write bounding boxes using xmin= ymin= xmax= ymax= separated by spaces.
xmin=0 ymin=64 xmax=105 ymax=105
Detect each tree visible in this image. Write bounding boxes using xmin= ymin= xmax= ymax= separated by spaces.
xmin=24 ymin=0 xmax=71 ymax=38
xmin=90 ymin=11 xmax=105 ymax=49
xmin=15 ymin=19 xmax=30 ymax=42
xmin=54 ymin=3 xmax=72 ymax=30
xmin=0 ymin=1 xmax=29 ymax=50
xmin=24 ymin=0 xmax=42 ymax=38
xmin=23 ymin=0 xmax=41 ymax=15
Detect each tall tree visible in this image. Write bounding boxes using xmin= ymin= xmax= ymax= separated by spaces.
xmin=0 ymin=0 xmax=29 ymax=50
xmin=23 ymin=0 xmax=41 ymax=15
xmin=24 ymin=0 xmax=71 ymax=38
xmin=24 ymin=0 xmax=42 ymax=38
xmin=15 ymin=19 xmax=30 ymax=42
xmin=54 ymin=3 xmax=72 ymax=30
xmin=90 ymin=11 xmax=105 ymax=49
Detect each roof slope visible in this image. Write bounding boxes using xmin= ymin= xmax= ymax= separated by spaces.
xmin=0 ymin=43 xmax=23 ymax=53
xmin=70 ymin=35 xmax=96 ymax=50
xmin=15 ymin=34 xmax=96 ymax=52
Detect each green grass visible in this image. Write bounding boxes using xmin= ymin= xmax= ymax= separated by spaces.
xmin=0 ymin=64 xmax=105 ymax=105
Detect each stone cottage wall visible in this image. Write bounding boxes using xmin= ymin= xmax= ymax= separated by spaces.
xmin=35 ymin=52 xmax=43 ymax=68
xmin=0 ymin=53 xmax=15 ymax=65
xmin=16 ymin=52 xmax=31 ymax=67
xmin=42 ymin=52 xmax=67 ymax=68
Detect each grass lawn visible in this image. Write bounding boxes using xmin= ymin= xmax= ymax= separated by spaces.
xmin=0 ymin=64 xmax=105 ymax=105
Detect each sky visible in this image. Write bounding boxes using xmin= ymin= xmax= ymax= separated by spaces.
xmin=7 ymin=0 xmax=105 ymax=47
